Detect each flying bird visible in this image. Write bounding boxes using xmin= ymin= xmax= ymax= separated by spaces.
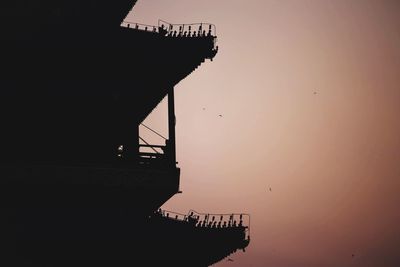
xmin=219 ymin=114 xmax=223 ymax=117
xmin=227 ymin=258 xmax=234 ymax=262
xmin=269 ymin=187 xmax=272 ymax=192
xmin=313 ymin=91 xmax=317 ymax=95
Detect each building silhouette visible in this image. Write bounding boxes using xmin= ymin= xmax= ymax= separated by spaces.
xmin=1 ymin=1 xmax=249 ymax=266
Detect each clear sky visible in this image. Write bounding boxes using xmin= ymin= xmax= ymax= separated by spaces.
xmin=128 ymin=1 xmax=400 ymax=266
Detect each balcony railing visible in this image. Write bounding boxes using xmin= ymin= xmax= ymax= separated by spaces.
xmin=121 ymin=20 xmax=217 ymax=38
xmin=158 ymin=20 xmax=217 ymax=37
xmin=121 ymin=21 xmax=160 ymax=33
xmin=121 ymin=19 xmax=218 ymax=56
xmin=154 ymin=209 xmax=251 ymax=241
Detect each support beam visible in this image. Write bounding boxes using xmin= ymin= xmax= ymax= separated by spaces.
xmin=168 ymin=87 xmax=176 ymax=166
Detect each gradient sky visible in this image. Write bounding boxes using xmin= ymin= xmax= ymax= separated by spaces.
xmin=128 ymin=1 xmax=400 ymax=266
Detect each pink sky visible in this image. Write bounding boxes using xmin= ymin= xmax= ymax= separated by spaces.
xmin=128 ymin=1 xmax=400 ymax=266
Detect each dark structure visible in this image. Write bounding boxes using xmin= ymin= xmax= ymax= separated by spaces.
xmin=1 ymin=1 xmax=249 ymax=266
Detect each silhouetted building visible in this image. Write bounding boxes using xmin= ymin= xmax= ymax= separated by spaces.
xmin=1 ymin=1 xmax=249 ymax=266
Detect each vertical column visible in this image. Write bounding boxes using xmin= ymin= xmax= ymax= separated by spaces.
xmin=168 ymin=87 xmax=176 ymax=166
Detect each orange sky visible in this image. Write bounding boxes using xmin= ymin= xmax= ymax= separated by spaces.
xmin=128 ymin=1 xmax=400 ymax=266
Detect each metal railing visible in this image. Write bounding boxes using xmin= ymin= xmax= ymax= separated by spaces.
xmin=158 ymin=20 xmax=217 ymax=37
xmin=121 ymin=20 xmax=218 ymax=53
xmin=137 ymin=124 xmax=170 ymax=166
xmin=155 ymin=209 xmax=251 ymax=240
xmin=189 ymin=210 xmax=251 ymax=240
xmin=121 ymin=20 xmax=217 ymax=37
xmin=120 ymin=21 xmax=160 ymax=33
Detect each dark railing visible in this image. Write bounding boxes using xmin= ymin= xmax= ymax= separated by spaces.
xmin=138 ymin=145 xmax=166 ymax=166
xmin=156 ymin=209 xmax=251 ymax=240
xmin=121 ymin=20 xmax=217 ymax=38
xmin=158 ymin=20 xmax=217 ymax=37
xmin=121 ymin=21 xmax=160 ymax=33
xmin=137 ymin=123 xmax=173 ymax=167
xmin=138 ymin=143 xmax=164 ymax=161
xmin=120 ymin=20 xmax=218 ymax=57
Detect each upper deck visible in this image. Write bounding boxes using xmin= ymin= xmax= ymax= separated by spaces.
xmin=1 ymin=1 xmax=219 ymax=165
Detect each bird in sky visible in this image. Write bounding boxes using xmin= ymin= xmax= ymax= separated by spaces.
xmin=227 ymin=258 xmax=234 ymax=262
xmin=219 ymin=114 xmax=223 ymax=117
xmin=269 ymin=187 xmax=272 ymax=192
xmin=313 ymin=91 xmax=317 ymax=95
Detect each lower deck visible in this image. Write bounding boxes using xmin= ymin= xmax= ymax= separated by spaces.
xmin=0 ymin=164 xmax=180 ymax=210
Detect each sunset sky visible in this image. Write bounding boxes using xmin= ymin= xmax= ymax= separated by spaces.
xmin=128 ymin=1 xmax=400 ymax=266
